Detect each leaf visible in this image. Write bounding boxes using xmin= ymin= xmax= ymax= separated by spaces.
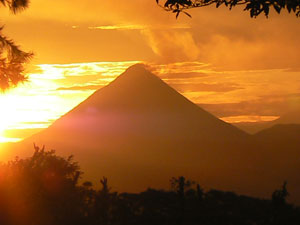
xmin=273 ymin=4 xmax=281 ymax=14
xmin=263 ymin=5 xmax=270 ymax=17
xmin=183 ymin=11 xmax=192 ymax=17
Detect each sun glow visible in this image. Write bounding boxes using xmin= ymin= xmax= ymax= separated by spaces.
xmin=0 ymin=61 xmax=140 ymax=143
xmin=1 ymin=61 xmax=299 ymax=143
xmin=220 ymin=115 xmax=280 ymax=124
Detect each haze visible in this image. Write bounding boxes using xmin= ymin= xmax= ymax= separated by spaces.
xmin=0 ymin=0 xmax=299 ymax=142
xmin=1 ymin=0 xmax=300 ymax=141
xmin=1 ymin=2 xmax=300 ymax=223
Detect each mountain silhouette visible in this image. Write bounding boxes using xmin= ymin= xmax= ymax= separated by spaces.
xmin=48 ymin=64 xmax=248 ymax=142
xmin=271 ymin=110 xmax=300 ymax=125
xmin=254 ymin=124 xmax=300 ymax=141
xmin=234 ymin=109 xmax=300 ymax=134
xmin=2 ymin=64 xmax=300 ymax=202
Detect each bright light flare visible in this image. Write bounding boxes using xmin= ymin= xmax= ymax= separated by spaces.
xmin=0 ymin=61 xmax=299 ymax=143
xmin=0 ymin=61 xmax=140 ymax=143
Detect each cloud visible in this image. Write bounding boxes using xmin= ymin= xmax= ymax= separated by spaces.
xmin=169 ymin=82 xmax=242 ymax=93
xmin=53 ymin=75 xmax=103 ymax=86
xmin=20 ymin=121 xmax=53 ymax=125
xmin=200 ymin=101 xmax=275 ymax=118
xmin=285 ymin=67 xmax=300 ymax=72
xmin=57 ymin=85 xmax=104 ymax=91
xmin=12 ymin=0 xmax=178 ymax=25
xmin=88 ymin=24 xmax=190 ymax=30
xmin=89 ymin=25 xmax=146 ymax=30
xmin=4 ymin=19 xmax=155 ymax=64
xmin=159 ymin=72 xmax=208 ymax=79
xmin=220 ymin=115 xmax=279 ymax=123
xmin=148 ymin=61 xmax=212 ymax=74
xmin=199 ymin=93 xmax=300 ymax=118
xmin=3 ymin=128 xmax=44 ymax=140
xmin=143 ymin=29 xmax=200 ymax=63
xmin=4 ymin=0 xmax=300 ymax=70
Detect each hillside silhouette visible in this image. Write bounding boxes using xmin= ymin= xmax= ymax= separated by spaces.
xmin=254 ymin=124 xmax=300 ymax=141
xmin=271 ymin=110 xmax=300 ymax=125
xmin=2 ymin=64 xmax=300 ymax=202
xmin=234 ymin=109 xmax=300 ymax=134
xmin=1 ymin=147 xmax=299 ymax=225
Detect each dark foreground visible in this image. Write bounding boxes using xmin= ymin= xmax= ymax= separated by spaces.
xmin=0 ymin=146 xmax=299 ymax=225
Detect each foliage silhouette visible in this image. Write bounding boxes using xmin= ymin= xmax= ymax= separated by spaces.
xmin=156 ymin=0 xmax=300 ymax=18
xmin=0 ymin=145 xmax=84 ymax=225
xmin=0 ymin=0 xmax=33 ymax=91
xmin=0 ymin=146 xmax=300 ymax=225
xmin=272 ymin=181 xmax=289 ymax=206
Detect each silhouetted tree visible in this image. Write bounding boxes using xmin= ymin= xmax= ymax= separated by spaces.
xmin=196 ymin=183 xmax=204 ymax=201
xmin=93 ymin=176 xmax=112 ymax=225
xmin=0 ymin=0 xmax=33 ymax=90
xmin=170 ymin=176 xmax=195 ymax=196
xmin=1 ymin=148 xmax=300 ymax=225
xmin=272 ymin=181 xmax=289 ymax=206
xmin=170 ymin=176 xmax=195 ymax=225
xmin=0 ymin=145 xmax=85 ymax=225
xmin=157 ymin=0 xmax=300 ymax=18
xmin=0 ymin=0 xmax=30 ymax=13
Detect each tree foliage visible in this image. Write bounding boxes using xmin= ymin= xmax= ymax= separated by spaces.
xmin=0 ymin=147 xmax=300 ymax=225
xmin=272 ymin=181 xmax=289 ymax=206
xmin=0 ymin=145 xmax=84 ymax=225
xmin=0 ymin=0 xmax=30 ymax=14
xmin=0 ymin=0 xmax=32 ymax=91
xmin=156 ymin=0 xmax=300 ymax=18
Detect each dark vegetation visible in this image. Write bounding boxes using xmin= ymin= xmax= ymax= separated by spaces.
xmin=0 ymin=0 xmax=33 ymax=90
xmin=0 ymin=145 xmax=299 ymax=225
xmin=157 ymin=0 xmax=300 ymax=18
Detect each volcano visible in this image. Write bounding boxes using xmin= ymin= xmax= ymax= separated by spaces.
xmin=4 ymin=64 xmax=300 ymax=201
xmin=43 ymin=63 xmax=248 ymax=142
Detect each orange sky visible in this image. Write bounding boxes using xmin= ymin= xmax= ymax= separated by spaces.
xmin=0 ymin=1 xmax=299 ymax=142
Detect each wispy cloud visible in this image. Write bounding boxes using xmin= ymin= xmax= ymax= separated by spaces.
xmin=88 ymin=24 xmax=190 ymax=30
xmin=143 ymin=29 xmax=199 ymax=63
xmin=57 ymin=85 xmax=104 ymax=91
xmin=169 ymin=82 xmax=243 ymax=93
xmin=89 ymin=25 xmax=145 ymax=30
xmin=2 ymin=60 xmax=300 ymax=142
xmin=159 ymin=72 xmax=209 ymax=80
xmin=220 ymin=115 xmax=279 ymax=123
xmin=2 ymin=128 xmax=45 ymax=142
xmin=199 ymin=92 xmax=300 ymax=118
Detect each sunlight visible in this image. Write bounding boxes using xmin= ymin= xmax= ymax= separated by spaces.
xmin=0 ymin=61 xmax=140 ymax=142
xmin=220 ymin=115 xmax=280 ymax=124
xmin=0 ymin=95 xmax=20 ymax=141
xmin=0 ymin=137 xmax=21 ymax=143
xmin=1 ymin=61 xmax=299 ymax=143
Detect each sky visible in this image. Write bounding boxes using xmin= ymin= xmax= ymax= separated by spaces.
xmin=0 ymin=0 xmax=299 ymax=142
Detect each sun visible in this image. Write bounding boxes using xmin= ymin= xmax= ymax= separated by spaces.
xmin=0 ymin=105 xmax=14 ymax=142
xmin=0 ymin=119 xmax=10 ymax=143
xmin=0 ymin=127 xmax=4 ymax=139
xmin=0 ymin=89 xmax=29 ymax=143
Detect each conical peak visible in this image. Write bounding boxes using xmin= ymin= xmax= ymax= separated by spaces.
xmin=75 ymin=63 xmax=175 ymax=111
xmin=99 ymin=63 xmax=177 ymax=105
xmin=125 ymin=63 xmax=149 ymax=74
xmin=113 ymin=63 xmax=161 ymax=85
